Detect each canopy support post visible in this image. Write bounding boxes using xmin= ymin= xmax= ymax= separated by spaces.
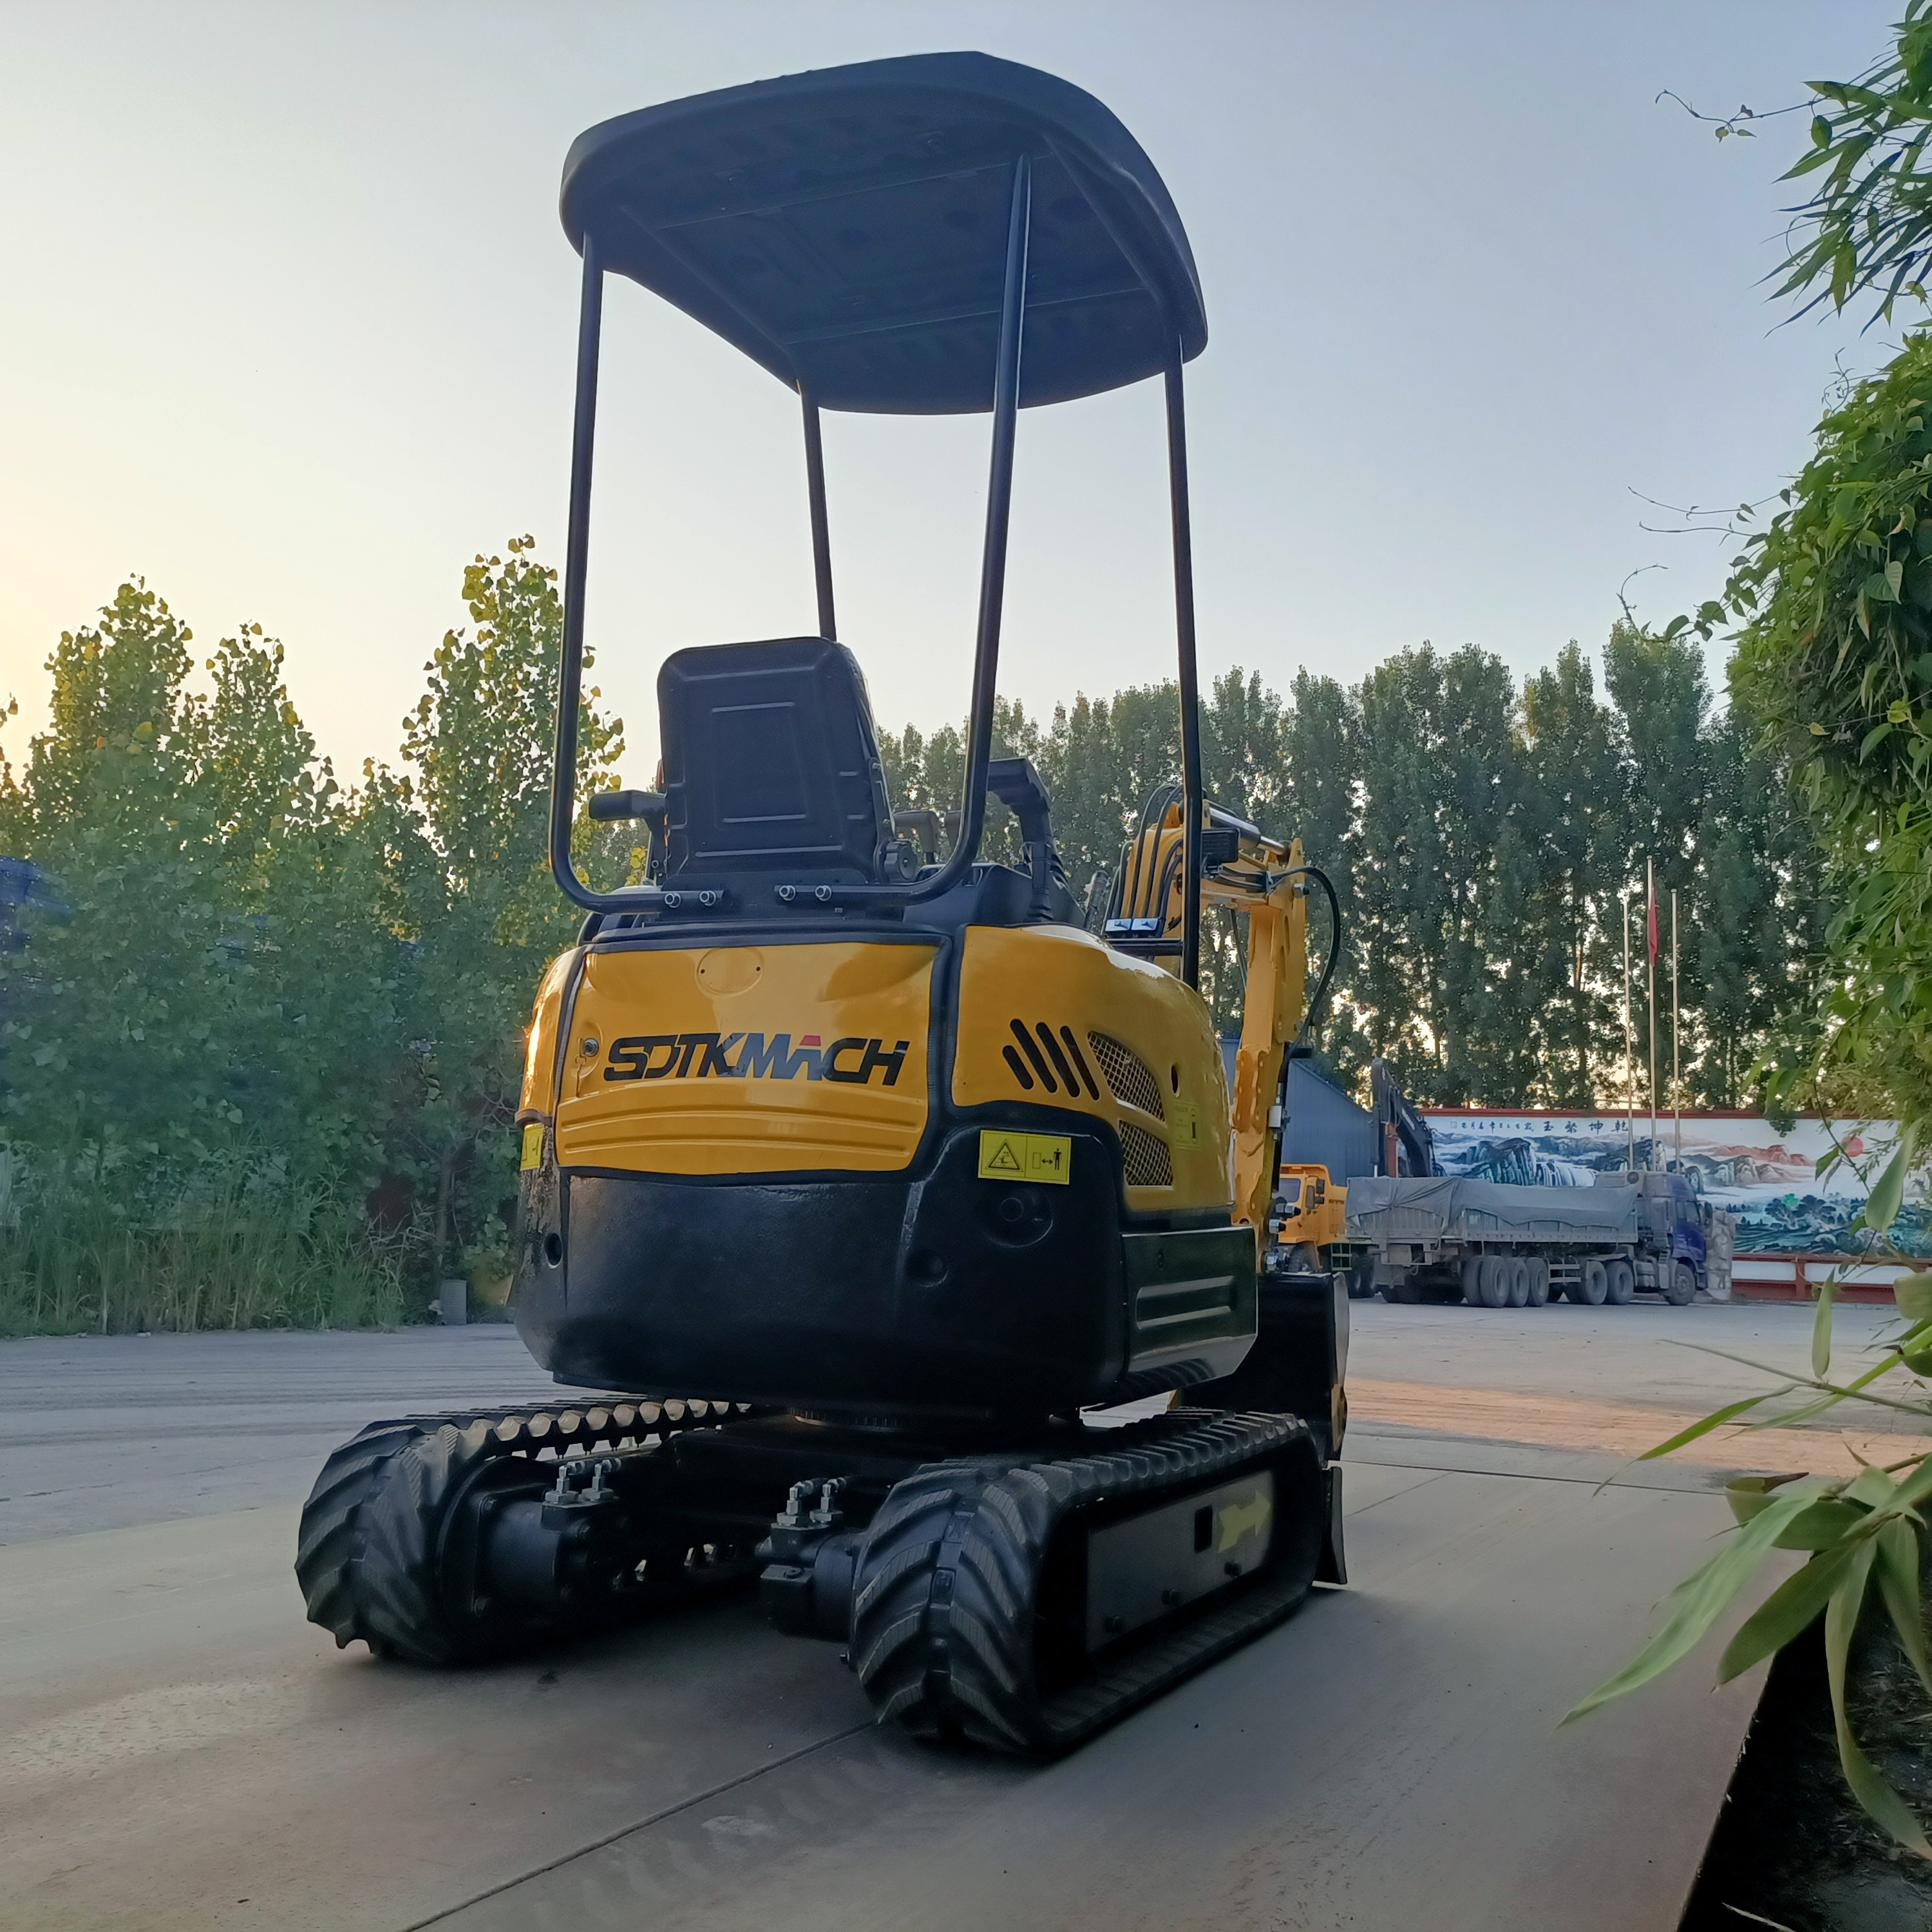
xmin=801 ymin=388 xmax=837 ymax=640
xmin=1165 ymin=353 xmax=1204 ymax=990
xmin=551 ymin=234 xmax=605 ymax=911
xmin=944 ymin=147 xmax=1032 ymax=886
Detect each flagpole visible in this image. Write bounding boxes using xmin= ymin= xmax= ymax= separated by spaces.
xmin=1622 ymin=888 xmax=1634 ymax=1170
xmin=1647 ymin=857 xmax=1658 ymax=1173
xmin=1671 ymin=888 xmax=1681 ymax=1172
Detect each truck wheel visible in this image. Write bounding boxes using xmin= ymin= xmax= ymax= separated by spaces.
xmin=1388 ymin=1272 xmax=1423 ymax=1305
xmin=1462 ymin=1256 xmax=1483 ymax=1307
xmin=1606 ymin=1259 xmax=1635 ymax=1305
xmin=1663 ymin=1262 xmax=1696 ymax=1306
xmin=1525 ymin=1259 xmax=1549 ymax=1307
xmin=1574 ymin=1259 xmax=1608 ymax=1306
xmin=1477 ymin=1256 xmax=1510 ymax=1309
xmin=1506 ymin=1258 xmax=1531 ymax=1307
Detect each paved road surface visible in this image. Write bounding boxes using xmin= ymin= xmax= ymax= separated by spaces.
xmin=2 ymin=1303 xmax=1868 ymax=1931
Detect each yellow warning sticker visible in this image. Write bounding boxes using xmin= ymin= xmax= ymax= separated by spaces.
xmin=977 ymin=1130 xmax=1072 ymax=1186
xmin=520 ymin=1122 xmax=545 ymax=1171
xmin=1170 ymin=1104 xmax=1200 ymax=1150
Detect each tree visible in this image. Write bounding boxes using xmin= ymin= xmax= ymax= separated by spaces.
xmin=1520 ymin=642 xmax=1621 ymax=1103
xmin=1350 ymin=643 xmax=1520 ymax=1102
xmin=383 ymin=538 xmax=623 ymax=1282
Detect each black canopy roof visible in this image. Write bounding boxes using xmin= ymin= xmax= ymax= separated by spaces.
xmin=559 ymin=52 xmax=1206 ymax=415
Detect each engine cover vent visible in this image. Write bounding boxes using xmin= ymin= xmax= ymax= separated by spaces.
xmin=1002 ymin=1019 xmax=1100 ymax=1099
xmin=1087 ymin=1032 xmax=1165 ymax=1120
xmin=1119 ymin=1118 xmax=1174 ymax=1189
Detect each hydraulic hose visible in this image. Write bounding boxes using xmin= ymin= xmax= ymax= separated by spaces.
xmin=1282 ymin=864 xmax=1341 ymax=1046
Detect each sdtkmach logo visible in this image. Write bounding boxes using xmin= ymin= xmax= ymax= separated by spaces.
xmin=605 ymin=1032 xmax=911 ymax=1086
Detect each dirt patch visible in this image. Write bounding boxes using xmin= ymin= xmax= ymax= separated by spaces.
xmin=1349 ymin=1376 xmax=1911 ymax=1477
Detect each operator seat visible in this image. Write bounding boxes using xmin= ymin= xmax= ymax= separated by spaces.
xmin=657 ymin=636 xmax=893 ymax=884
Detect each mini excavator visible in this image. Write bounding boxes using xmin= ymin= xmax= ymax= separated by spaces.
xmin=298 ymin=52 xmax=1348 ymax=1754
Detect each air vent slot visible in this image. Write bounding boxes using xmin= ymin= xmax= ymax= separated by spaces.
xmin=1087 ymin=1032 xmax=1164 ymax=1119
xmin=1118 ymin=1118 xmax=1174 ymax=1189
xmin=1003 ymin=1019 xmax=1100 ymax=1098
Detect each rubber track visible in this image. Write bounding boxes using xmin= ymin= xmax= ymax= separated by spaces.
xmin=295 ymin=1397 xmax=748 ymax=1663
xmin=849 ymin=1412 xmax=1325 ymax=1756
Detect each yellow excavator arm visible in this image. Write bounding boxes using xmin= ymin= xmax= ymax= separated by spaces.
xmin=1110 ymin=799 xmax=1311 ymax=1232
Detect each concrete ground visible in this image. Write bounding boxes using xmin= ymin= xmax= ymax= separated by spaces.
xmin=0 ymin=1302 xmax=1895 ymax=1932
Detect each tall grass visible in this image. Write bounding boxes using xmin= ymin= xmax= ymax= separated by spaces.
xmin=0 ymin=1148 xmax=408 ymax=1337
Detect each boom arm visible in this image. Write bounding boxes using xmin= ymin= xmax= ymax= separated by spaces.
xmin=1107 ymin=800 xmax=1310 ymax=1231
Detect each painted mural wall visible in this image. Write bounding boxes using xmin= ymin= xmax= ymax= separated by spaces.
xmin=1420 ymin=1111 xmax=1929 ymax=1258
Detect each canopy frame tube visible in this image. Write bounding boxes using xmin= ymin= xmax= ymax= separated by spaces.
xmin=1166 ymin=354 xmax=1203 ymax=990
xmin=802 ymin=389 xmax=837 ymax=641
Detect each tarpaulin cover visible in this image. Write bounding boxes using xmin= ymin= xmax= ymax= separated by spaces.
xmin=1346 ymin=1175 xmax=1642 ymax=1244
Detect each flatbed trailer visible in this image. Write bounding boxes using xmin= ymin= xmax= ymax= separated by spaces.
xmin=1346 ymin=1171 xmax=1714 ymax=1308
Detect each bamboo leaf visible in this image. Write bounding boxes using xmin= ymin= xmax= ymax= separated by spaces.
xmin=1774 ymin=1499 xmax=1870 ymax=1549
xmin=1718 ymin=1538 xmax=1865 ymax=1681
xmin=1897 ymin=1270 xmax=1932 ymax=1321
xmin=1875 ymin=1518 xmax=1932 ymax=1699
xmin=1844 ymin=1463 xmax=1902 ymax=1510
xmin=1562 ymin=1490 xmax=1819 ymax=1723
xmin=1728 ymin=1472 xmax=1812 ymax=1526
xmin=1825 ymin=1541 xmax=1932 ymax=1857
xmin=1886 ymin=1455 xmax=1932 ymax=1513
xmin=1814 ymin=1273 xmax=1839 ymax=1377
xmin=1868 ymin=1126 xmax=1918 ymax=1236
xmin=1637 ymin=1392 xmax=1783 ymax=1461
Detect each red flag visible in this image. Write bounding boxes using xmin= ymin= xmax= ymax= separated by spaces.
xmin=1647 ymin=893 xmax=1658 ymax=963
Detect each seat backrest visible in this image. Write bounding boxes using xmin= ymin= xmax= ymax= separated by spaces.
xmin=657 ymin=637 xmax=891 ymax=884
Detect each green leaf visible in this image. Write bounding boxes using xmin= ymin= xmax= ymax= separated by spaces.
xmin=1864 ymin=569 xmax=1898 ymax=603
xmin=1899 ymin=1271 xmax=1932 ymax=1323
xmin=1813 ymin=114 xmax=1833 ymax=148
xmin=1868 ymin=1128 xmax=1918 ymax=1235
xmin=1824 ymin=1541 xmax=1932 ymax=1857
xmin=1774 ymin=1498 xmax=1870 ymax=1550
xmin=1728 ymin=1472 xmax=1808 ymax=1526
xmin=1562 ymin=1488 xmax=1820 ymax=1724
xmin=1876 ymin=1518 xmax=1932 ymax=1699
xmin=1636 ymin=1391 xmax=1782 ymax=1461
xmin=1813 ymin=1272 xmax=1838 ymax=1377
xmin=1718 ymin=1535 xmax=1867 ymax=1682
xmin=1844 ymin=1463 xmax=1901 ymax=1510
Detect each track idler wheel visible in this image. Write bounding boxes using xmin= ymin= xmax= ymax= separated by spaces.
xmin=298 ymin=1419 xmax=551 ymax=1665
xmin=849 ymin=1414 xmax=1329 ymax=1756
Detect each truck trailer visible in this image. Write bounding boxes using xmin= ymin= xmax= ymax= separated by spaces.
xmin=1347 ymin=1170 xmax=1724 ymax=1308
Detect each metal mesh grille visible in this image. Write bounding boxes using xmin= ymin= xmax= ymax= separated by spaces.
xmin=1118 ymin=1119 xmax=1174 ymax=1189
xmin=1086 ymin=1032 xmax=1164 ymax=1119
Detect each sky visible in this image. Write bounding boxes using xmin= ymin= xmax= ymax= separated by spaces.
xmin=0 ymin=1 xmax=1904 ymax=786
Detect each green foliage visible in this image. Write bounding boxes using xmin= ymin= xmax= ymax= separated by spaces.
xmin=886 ymin=634 xmax=1820 ymax=1106
xmin=1569 ymin=1283 xmax=1932 ymax=1858
xmin=1771 ymin=0 xmax=1932 ymax=323
xmin=0 ymin=542 xmax=618 ymax=1332
xmin=1718 ymin=332 xmax=1932 ymax=1133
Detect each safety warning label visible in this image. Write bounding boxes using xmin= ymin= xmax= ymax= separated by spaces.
xmin=976 ymin=1130 xmax=1072 ymax=1186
